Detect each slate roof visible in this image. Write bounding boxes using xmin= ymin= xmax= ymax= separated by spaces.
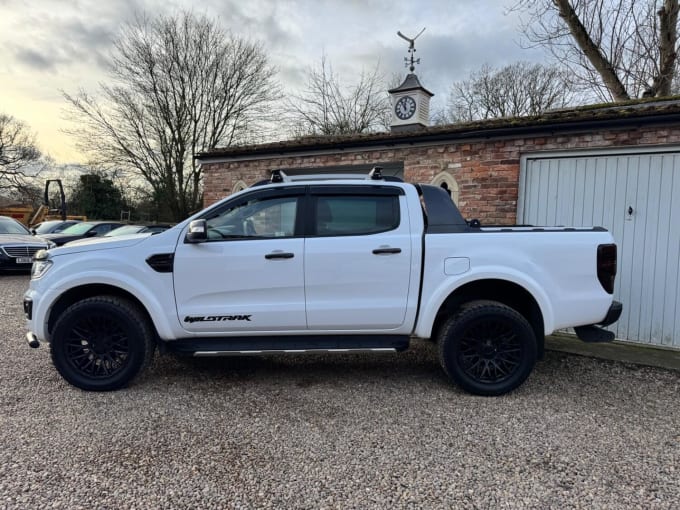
xmin=197 ymin=97 xmax=680 ymax=161
xmin=388 ymin=73 xmax=434 ymax=96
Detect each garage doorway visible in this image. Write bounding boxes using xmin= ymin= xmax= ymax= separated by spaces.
xmin=519 ymin=148 xmax=680 ymax=348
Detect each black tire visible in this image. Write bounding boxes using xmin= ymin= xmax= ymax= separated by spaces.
xmin=50 ymin=296 xmax=155 ymax=391
xmin=437 ymin=300 xmax=537 ymax=396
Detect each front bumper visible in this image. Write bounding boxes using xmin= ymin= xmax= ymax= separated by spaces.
xmin=23 ymin=297 xmax=32 ymax=320
xmin=0 ymin=253 xmax=33 ymax=271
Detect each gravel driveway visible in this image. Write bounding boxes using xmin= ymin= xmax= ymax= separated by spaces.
xmin=1 ymin=274 xmax=679 ymax=509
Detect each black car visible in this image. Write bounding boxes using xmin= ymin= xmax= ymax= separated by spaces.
xmin=40 ymin=221 xmax=126 ymax=246
xmin=105 ymin=224 xmax=173 ymax=237
xmin=0 ymin=216 xmax=52 ymax=272
xmin=31 ymin=220 xmax=81 ymax=235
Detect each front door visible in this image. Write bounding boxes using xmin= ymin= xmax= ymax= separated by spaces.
xmin=174 ymin=187 xmax=306 ymax=334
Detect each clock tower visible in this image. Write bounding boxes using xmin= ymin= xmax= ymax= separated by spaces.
xmin=390 ymin=29 xmax=433 ymax=132
xmin=389 ymin=73 xmax=433 ymax=132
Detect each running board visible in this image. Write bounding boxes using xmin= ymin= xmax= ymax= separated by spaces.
xmin=162 ymin=335 xmax=410 ymax=356
xmin=194 ymin=348 xmax=398 ymax=357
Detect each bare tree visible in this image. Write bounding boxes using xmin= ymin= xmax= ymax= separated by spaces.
xmin=286 ymin=56 xmax=391 ymax=137
xmin=443 ymin=62 xmax=575 ymax=122
xmin=0 ymin=114 xmax=46 ymax=199
xmin=513 ymin=0 xmax=679 ymax=101
xmin=64 ymin=11 xmax=278 ymax=220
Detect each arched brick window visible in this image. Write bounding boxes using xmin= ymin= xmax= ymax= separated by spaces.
xmin=232 ymin=180 xmax=248 ymax=193
xmin=431 ymin=172 xmax=459 ymax=204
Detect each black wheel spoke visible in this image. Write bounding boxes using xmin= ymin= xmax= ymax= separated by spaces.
xmin=68 ymin=351 xmax=91 ymax=361
xmin=64 ymin=312 xmax=131 ymax=380
xmin=457 ymin=317 xmax=523 ymax=384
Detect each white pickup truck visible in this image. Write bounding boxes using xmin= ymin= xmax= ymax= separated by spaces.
xmin=24 ymin=169 xmax=621 ymax=395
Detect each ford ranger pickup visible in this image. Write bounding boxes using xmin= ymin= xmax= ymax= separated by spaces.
xmin=23 ymin=169 xmax=622 ymax=395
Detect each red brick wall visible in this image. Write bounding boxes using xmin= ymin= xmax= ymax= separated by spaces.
xmin=202 ymin=125 xmax=680 ymax=224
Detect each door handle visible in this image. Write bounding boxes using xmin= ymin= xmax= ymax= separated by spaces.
xmin=372 ymin=247 xmax=401 ymax=255
xmin=265 ymin=252 xmax=295 ymax=259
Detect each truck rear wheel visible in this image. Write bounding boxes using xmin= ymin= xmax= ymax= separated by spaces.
xmin=437 ymin=300 xmax=537 ymax=396
xmin=50 ymin=296 xmax=155 ymax=391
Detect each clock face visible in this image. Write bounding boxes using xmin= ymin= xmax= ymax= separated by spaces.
xmin=395 ymin=95 xmax=416 ymax=120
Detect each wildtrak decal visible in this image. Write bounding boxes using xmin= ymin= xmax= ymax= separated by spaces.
xmin=184 ymin=315 xmax=252 ymax=323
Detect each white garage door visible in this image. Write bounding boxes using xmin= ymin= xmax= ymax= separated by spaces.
xmin=519 ymin=149 xmax=680 ymax=348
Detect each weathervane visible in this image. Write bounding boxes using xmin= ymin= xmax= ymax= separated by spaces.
xmin=397 ymin=28 xmax=425 ymax=72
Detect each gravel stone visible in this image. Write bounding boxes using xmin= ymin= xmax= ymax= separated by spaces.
xmin=1 ymin=274 xmax=679 ymax=508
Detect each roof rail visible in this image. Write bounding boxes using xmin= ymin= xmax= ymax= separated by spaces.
xmin=270 ymin=169 xmax=289 ymax=183
xmin=368 ymin=166 xmax=383 ymax=180
xmin=251 ymin=168 xmax=404 ymax=187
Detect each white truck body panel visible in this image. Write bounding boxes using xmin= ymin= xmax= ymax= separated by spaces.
xmin=25 ymin=179 xmax=617 ymax=346
xmin=25 ymin=233 xmax=181 ymax=342
xmin=414 ymin=230 xmax=614 ymax=338
xmin=174 ymin=238 xmax=307 ymax=333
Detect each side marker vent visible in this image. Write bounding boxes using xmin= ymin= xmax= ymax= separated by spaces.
xmin=146 ymin=253 xmax=174 ymax=273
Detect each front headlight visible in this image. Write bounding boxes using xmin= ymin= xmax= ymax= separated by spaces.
xmin=31 ymin=259 xmax=53 ymax=279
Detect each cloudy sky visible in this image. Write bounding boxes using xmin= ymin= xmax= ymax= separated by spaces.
xmin=0 ymin=0 xmax=546 ymax=164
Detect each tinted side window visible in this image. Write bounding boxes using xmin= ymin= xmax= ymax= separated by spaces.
xmin=93 ymin=224 xmax=115 ymax=235
xmin=206 ymin=195 xmax=299 ymax=240
xmin=314 ymin=195 xmax=399 ymax=236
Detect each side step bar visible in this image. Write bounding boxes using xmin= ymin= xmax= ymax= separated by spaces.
xmin=194 ymin=348 xmax=399 ymax=357
xmin=162 ymin=335 xmax=410 ymax=356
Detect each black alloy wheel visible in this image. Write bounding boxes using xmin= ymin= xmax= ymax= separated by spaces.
xmin=65 ymin=314 xmax=131 ymax=378
xmin=50 ymin=296 xmax=155 ymax=391
xmin=438 ymin=300 xmax=537 ymax=396
xmin=458 ymin=318 xmax=522 ymax=383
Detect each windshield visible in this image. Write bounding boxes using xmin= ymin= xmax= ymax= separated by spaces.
xmin=0 ymin=218 xmax=30 ymax=235
xmin=106 ymin=225 xmax=144 ymax=236
xmin=60 ymin=222 xmax=95 ymax=235
xmin=33 ymin=221 xmax=62 ymax=234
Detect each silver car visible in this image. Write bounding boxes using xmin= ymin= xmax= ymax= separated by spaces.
xmin=0 ymin=216 xmax=52 ymax=272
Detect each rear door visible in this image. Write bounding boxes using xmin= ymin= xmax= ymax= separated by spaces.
xmin=304 ymin=185 xmax=412 ymax=331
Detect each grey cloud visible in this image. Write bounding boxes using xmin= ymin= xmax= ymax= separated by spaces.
xmin=6 ymin=20 xmax=111 ymax=73
xmin=60 ymin=19 xmax=115 ymax=52
xmin=203 ymin=0 xmax=297 ymax=47
xmin=278 ymin=65 xmax=308 ymax=90
xmin=13 ymin=47 xmax=60 ymax=71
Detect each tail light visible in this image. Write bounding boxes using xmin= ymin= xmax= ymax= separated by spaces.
xmin=597 ymin=244 xmax=617 ymax=294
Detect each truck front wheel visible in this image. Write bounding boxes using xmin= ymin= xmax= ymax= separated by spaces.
xmin=50 ymin=296 xmax=155 ymax=391
xmin=437 ymin=300 xmax=537 ymax=396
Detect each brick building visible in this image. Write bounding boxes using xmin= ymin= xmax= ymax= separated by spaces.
xmin=200 ymin=99 xmax=680 ymax=220
xmin=197 ymin=97 xmax=680 ymax=349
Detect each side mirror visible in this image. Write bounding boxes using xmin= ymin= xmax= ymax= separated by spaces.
xmin=85 ymin=230 xmax=98 ymax=237
xmin=185 ymin=219 xmax=207 ymax=243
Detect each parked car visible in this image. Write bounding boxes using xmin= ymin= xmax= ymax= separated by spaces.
xmin=31 ymin=220 xmax=81 ymax=235
xmin=39 ymin=221 xmax=125 ymax=246
xmin=0 ymin=216 xmax=53 ymax=272
xmin=105 ymin=224 xmax=173 ymax=237
xmin=24 ymin=170 xmax=621 ymax=395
